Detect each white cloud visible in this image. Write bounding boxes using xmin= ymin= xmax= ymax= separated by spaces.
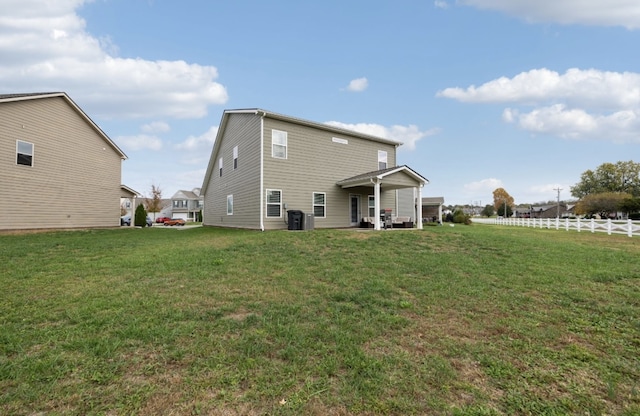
xmin=0 ymin=0 xmax=228 ymax=119
xmin=117 ymin=134 xmax=163 ymax=151
xmin=437 ymin=68 xmax=640 ymax=109
xmin=439 ymin=68 xmax=640 ymax=143
xmin=459 ymin=0 xmax=640 ymax=29
xmin=464 ymin=178 xmax=503 ymax=193
xmin=346 ymin=77 xmax=369 ymax=92
xmin=434 ymin=1 xmax=449 ymax=9
xmin=176 ymin=126 xmax=218 ymax=151
xmin=324 ymin=121 xmax=439 ymax=151
xmin=141 ymin=121 xmax=171 ymax=134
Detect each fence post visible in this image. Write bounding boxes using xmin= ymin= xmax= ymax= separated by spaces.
xmin=555 ymin=217 xmax=559 ymax=230
xmin=577 ymin=217 xmax=581 ymax=233
xmin=607 ymin=219 xmax=612 ymax=235
xmin=590 ymin=218 xmax=595 ymax=233
xmin=628 ymin=219 xmax=633 ymax=238
xmin=565 ymin=217 xmax=569 ymax=231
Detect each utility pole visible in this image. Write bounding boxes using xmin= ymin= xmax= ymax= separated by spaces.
xmin=554 ymin=188 xmax=562 ymax=218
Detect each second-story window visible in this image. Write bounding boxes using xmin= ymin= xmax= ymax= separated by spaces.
xmin=378 ymin=150 xmax=387 ymax=170
xmin=17 ymin=140 xmax=34 ymax=166
xmin=233 ymin=146 xmax=238 ymax=169
xmin=272 ymin=130 xmax=287 ymax=159
xmin=219 ymin=157 xmax=223 ymax=177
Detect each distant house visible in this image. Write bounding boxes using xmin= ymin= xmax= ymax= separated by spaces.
xmin=0 ymin=92 xmax=128 ymax=230
xmin=170 ymin=188 xmax=203 ymax=221
xmin=201 ymin=109 xmax=429 ymax=230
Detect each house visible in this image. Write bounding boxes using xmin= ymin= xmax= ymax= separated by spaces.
xmin=0 ymin=92 xmax=128 ymax=230
xmin=170 ymin=188 xmax=203 ymax=221
xmin=201 ymin=109 xmax=429 ymax=230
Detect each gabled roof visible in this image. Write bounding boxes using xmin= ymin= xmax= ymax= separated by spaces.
xmin=172 ymin=190 xmax=202 ymax=200
xmin=0 ymin=92 xmax=127 ymax=159
xmin=336 ymin=165 xmax=429 ymax=189
xmin=201 ymin=109 xmax=405 ymax=194
xmin=422 ymin=197 xmax=444 ymax=205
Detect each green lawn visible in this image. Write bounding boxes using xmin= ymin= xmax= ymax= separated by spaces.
xmin=1 ymin=225 xmax=639 ymax=415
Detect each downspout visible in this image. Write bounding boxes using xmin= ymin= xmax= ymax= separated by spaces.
xmin=258 ymin=110 xmax=265 ymax=231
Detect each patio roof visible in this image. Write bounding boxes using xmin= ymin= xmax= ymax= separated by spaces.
xmin=336 ymin=165 xmax=428 ymax=190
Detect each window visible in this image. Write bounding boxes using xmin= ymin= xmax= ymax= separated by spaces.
xmin=233 ymin=146 xmax=238 ymax=169
xmin=16 ymin=140 xmax=33 ymax=166
xmin=378 ymin=150 xmax=387 ymax=170
xmin=368 ymin=196 xmax=376 ymax=217
xmin=313 ymin=192 xmax=326 ymax=218
xmin=173 ymin=200 xmax=186 ymax=208
xmin=266 ymin=189 xmax=282 ymax=217
xmin=227 ymin=195 xmax=233 ymax=215
xmin=272 ymin=130 xmax=287 ymax=159
xmin=219 ymin=157 xmax=223 ymax=177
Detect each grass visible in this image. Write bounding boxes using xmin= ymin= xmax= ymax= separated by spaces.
xmin=1 ymin=225 xmax=639 ymax=415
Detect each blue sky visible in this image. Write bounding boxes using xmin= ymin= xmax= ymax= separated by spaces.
xmin=2 ymin=0 xmax=639 ymax=206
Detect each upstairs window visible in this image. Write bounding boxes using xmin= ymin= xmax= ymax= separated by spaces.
xmin=17 ymin=140 xmax=33 ymax=166
xmin=266 ymin=189 xmax=282 ymax=217
xmin=272 ymin=130 xmax=287 ymax=159
xmin=233 ymin=146 xmax=238 ymax=169
xmin=219 ymin=157 xmax=223 ymax=177
xmin=173 ymin=200 xmax=186 ymax=208
xmin=313 ymin=192 xmax=326 ymax=218
xmin=378 ymin=150 xmax=387 ymax=170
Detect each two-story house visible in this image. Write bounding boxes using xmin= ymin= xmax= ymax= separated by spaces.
xmin=0 ymin=92 xmax=129 ymax=230
xmin=170 ymin=188 xmax=204 ymax=221
xmin=201 ymin=109 xmax=428 ymax=230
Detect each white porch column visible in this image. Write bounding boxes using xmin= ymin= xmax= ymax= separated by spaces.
xmin=373 ymin=179 xmax=381 ymax=230
xmin=130 ymin=196 xmax=136 ymax=227
xmin=416 ymin=186 xmax=423 ymax=230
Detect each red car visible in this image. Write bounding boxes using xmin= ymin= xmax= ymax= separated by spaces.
xmin=155 ymin=216 xmax=170 ymax=223
xmin=164 ymin=218 xmax=186 ymax=226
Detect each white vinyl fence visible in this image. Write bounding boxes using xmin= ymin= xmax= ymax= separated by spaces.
xmin=473 ymin=217 xmax=640 ymax=238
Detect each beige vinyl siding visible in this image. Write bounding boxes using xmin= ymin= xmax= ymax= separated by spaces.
xmin=0 ymin=97 xmax=122 ymax=230
xmin=203 ymin=113 xmax=262 ymax=229
xmin=262 ymin=118 xmax=397 ymax=229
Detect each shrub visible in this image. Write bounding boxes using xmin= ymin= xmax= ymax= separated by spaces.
xmin=134 ymin=203 xmax=147 ymax=227
xmin=453 ymin=209 xmax=472 ymax=225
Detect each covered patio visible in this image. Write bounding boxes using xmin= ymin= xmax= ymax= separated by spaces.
xmin=336 ymin=165 xmax=429 ymax=231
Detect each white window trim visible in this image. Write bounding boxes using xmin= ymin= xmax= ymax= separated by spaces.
xmin=266 ymin=189 xmax=282 ymax=218
xmin=16 ymin=140 xmax=34 ymax=167
xmin=227 ymin=194 xmax=233 ymax=215
xmin=313 ymin=192 xmax=326 ymax=218
xmin=233 ymin=146 xmax=238 ymax=169
xmin=271 ymin=130 xmax=287 ymax=159
xmin=219 ymin=157 xmax=223 ymax=177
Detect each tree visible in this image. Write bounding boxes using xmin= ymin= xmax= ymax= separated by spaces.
xmin=574 ymin=192 xmax=632 ymax=218
xmin=492 ymin=188 xmax=514 ymax=217
xmin=144 ymin=184 xmax=164 ymax=220
xmin=134 ymin=203 xmax=148 ymax=227
xmin=571 ymin=160 xmax=640 ymax=199
xmin=480 ymin=204 xmax=495 ymax=217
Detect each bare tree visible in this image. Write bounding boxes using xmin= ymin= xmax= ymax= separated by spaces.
xmin=144 ymin=184 xmax=164 ymax=220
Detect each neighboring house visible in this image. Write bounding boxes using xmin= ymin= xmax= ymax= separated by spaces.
xmin=515 ymin=204 xmax=571 ymax=219
xmin=170 ymin=188 xmax=203 ymax=221
xmin=201 ymin=109 xmax=429 ymax=231
xmin=1 ymin=92 xmax=128 ymax=230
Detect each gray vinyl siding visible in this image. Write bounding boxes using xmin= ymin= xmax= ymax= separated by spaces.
xmin=0 ymin=97 xmax=122 ymax=230
xmin=262 ymin=118 xmax=397 ymax=229
xmin=397 ymin=188 xmax=417 ymax=219
xmin=203 ymin=113 xmax=262 ymax=229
